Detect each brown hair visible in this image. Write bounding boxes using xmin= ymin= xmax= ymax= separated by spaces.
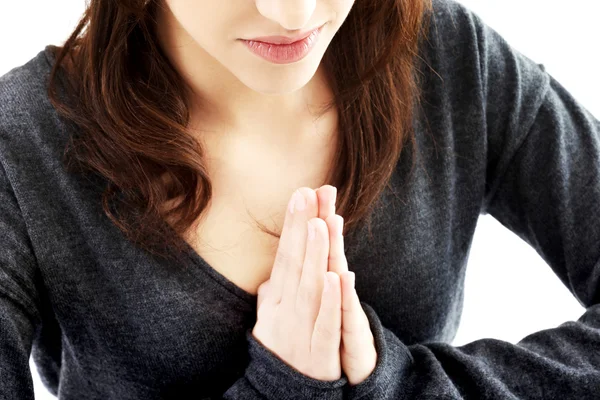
xmin=47 ymin=0 xmax=433 ymax=266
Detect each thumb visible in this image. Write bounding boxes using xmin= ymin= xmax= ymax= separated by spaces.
xmin=341 ymin=272 xmax=364 ymax=340
xmin=341 ymin=272 xmax=376 ymax=370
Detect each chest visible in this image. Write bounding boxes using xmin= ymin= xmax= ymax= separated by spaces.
xmin=35 ymin=135 xmax=479 ymax=396
xmin=178 ymin=124 xmax=339 ymax=296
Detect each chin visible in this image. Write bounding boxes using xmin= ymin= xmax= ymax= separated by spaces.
xmin=232 ymin=56 xmax=324 ymax=95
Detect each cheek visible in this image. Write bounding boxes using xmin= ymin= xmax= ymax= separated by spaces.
xmin=174 ymin=10 xmax=227 ymax=46
xmin=170 ymin=2 xmax=246 ymax=46
xmin=327 ymin=0 xmax=356 ymax=25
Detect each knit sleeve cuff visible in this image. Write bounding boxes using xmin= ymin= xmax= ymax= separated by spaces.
xmin=243 ymin=329 xmax=347 ymax=399
xmin=344 ymin=302 xmax=414 ymax=400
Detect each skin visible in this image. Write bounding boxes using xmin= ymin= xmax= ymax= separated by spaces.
xmin=155 ymin=0 xmax=376 ymax=385
xmin=156 ymin=0 xmax=355 ymax=138
xmin=253 ymin=185 xmax=377 ymax=384
xmin=315 ymin=186 xmax=377 ymax=385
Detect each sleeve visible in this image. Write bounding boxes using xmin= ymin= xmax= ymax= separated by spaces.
xmin=0 ymin=159 xmax=43 ymax=399
xmin=222 ymin=331 xmax=347 ymax=399
xmin=337 ymin=1 xmax=600 ymax=400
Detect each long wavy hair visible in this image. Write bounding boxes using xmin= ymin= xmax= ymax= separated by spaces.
xmin=47 ymin=0 xmax=433 ymax=266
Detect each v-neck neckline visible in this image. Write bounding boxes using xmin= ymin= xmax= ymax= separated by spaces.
xmin=163 ymin=221 xmax=259 ymax=305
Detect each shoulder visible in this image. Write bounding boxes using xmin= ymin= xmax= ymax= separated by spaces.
xmin=0 ymin=46 xmax=56 ymax=124
xmin=0 ymin=46 xmax=70 ymax=156
xmin=418 ymin=0 xmax=548 ymax=91
xmin=0 ymin=46 xmax=73 ymax=184
xmin=424 ymin=0 xmax=479 ymax=34
xmin=428 ymin=0 xmax=484 ymax=32
xmin=422 ymin=0 xmax=490 ymax=59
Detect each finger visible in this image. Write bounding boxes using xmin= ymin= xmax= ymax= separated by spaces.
xmin=341 ymin=271 xmax=377 ymax=385
xmin=267 ymin=190 xmax=300 ymax=303
xmin=311 ymin=271 xmax=342 ymax=376
xmin=341 ymin=271 xmax=372 ymax=353
xmin=277 ymin=188 xmax=319 ymax=304
xmin=316 ymin=185 xmax=337 ymax=221
xmin=325 ymin=214 xmax=348 ymax=275
xmin=297 ymin=218 xmax=330 ymax=323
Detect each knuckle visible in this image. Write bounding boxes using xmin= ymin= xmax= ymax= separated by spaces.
xmin=274 ymin=249 xmax=303 ymax=271
xmin=309 ymin=217 xmax=328 ymax=231
xmin=341 ymin=324 xmax=360 ymax=336
xmin=341 ymin=347 xmax=362 ymax=364
xmin=291 ymin=258 xmax=304 ymax=272
xmin=274 ymin=249 xmax=289 ymax=267
xmin=314 ymin=323 xmax=340 ymax=343
xmin=296 ymin=286 xmax=319 ymax=307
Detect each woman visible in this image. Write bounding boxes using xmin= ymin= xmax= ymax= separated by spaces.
xmin=0 ymin=0 xmax=599 ymax=398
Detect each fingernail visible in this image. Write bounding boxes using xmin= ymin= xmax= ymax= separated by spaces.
xmin=294 ymin=190 xmax=307 ymax=212
xmin=323 ymin=273 xmax=330 ymax=292
xmin=289 ymin=190 xmax=306 ymax=214
xmin=307 ymin=221 xmax=316 ymax=241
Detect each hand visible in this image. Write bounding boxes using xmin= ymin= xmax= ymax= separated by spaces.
xmin=315 ymin=185 xmax=377 ymax=386
xmin=252 ymin=187 xmax=343 ymax=381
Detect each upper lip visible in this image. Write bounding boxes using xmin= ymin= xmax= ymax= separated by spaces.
xmin=244 ymin=23 xmax=324 ymax=45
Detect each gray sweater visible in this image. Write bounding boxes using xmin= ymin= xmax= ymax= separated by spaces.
xmin=1 ymin=0 xmax=599 ymax=398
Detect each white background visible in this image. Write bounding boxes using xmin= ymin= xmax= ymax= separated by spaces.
xmin=1 ymin=0 xmax=598 ymax=398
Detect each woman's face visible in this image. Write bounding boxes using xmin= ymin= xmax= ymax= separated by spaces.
xmin=159 ymin=0 xmax=356 ymax=95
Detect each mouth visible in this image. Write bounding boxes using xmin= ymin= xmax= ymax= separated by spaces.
xmin=239 ymin=24 xmax=325 ymax=65
xmin=244 ymin=23 xmax=326 ymax=45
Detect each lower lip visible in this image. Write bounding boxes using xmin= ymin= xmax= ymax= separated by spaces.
xmin=240 ymin=25 xmax=323 ymax=65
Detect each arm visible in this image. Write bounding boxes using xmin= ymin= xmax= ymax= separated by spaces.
xmin=0 ymin=151 xmax=347 ymax=400
xmin=0 ymin=159 xmax=42 ymax=399
xmin=338 ymin=1 xmax=600 ymax=399
xmin=347 ymin=300 xmax=600 ymax=399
